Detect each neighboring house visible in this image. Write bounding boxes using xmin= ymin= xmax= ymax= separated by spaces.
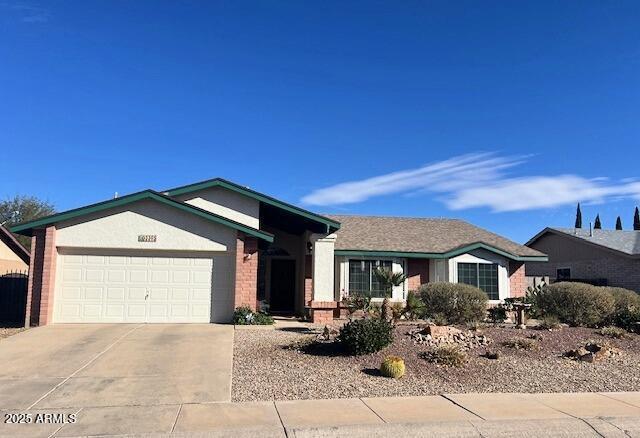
xmin=526 ymin=227 xmax=640 ymax=292
xmin=0 ymin=225 xmax=30 ymax=275
xmin=11 ymin=178 xmax=546 ymax=326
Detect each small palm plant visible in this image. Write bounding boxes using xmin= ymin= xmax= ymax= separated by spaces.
xmin=373 ymin=267 xmax=407 ymax=322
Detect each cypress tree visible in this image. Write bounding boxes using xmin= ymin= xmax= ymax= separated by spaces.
xmin=634 ymin=207 xmax=640 ymax=231
xmin=575 ymin=203 xmax=582 ymax=228
xmin=616 ymin=216 xmax=623 ymax=230
xmin=594 ymin=214 xmax=601 ymax=229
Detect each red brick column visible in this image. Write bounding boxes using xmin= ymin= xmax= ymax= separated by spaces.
xmin=25 ymin=226 xmax=57 ymax=327
xmin=234 ymin=232 xmax=259 ymax=311
xmin=304 ymin=254 xmax=313 ymax=306
xmin=407 ymin=259 xmax=429 ymax=291
xmin=309 ymin=301 xmax=337 ymax=325
xmin=509 ymin=261 xmax=526 ymax=298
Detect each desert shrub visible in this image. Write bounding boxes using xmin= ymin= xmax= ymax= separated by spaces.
xmin=502 ymin=337 xmax=538 ymax=350
xmin=419 ymin=282 xmax=488 ymax=325
xmin=487 ymin=305 xmax=508 ymax=324
xmin=604 ymin=287 xmax=640 ymax=330
xmin=391 ymin=302 xmax=405 ymax=321
xmin=598 ymin=326 xmax=627 ymax=339
xmin=536 ymin=282 xmax=615 ymax=327
xmin=233 ymin=306 xmax=274 ymax=325
xmin=338 ymin=318 xmax=393 ymax=355
xmin=342 ymin=292 xmax=372 ymax=316
xmin=420 ymin=344 xmax=467 ymax=367
xmin=403 ymin=291 xmax=426 ymax=320
xmin=537 ymin=315 xmax=561 ymax=330
xmin=380 ymin=356 xmax=405 ymax=378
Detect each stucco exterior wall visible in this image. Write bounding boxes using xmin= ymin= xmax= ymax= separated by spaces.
xmin=174 ymin=186 xmax=260 ymax=229
xmin=527 ymin=233 xmax=640 ymax=292
xmin=55 ymin=200 xmax=236 ymax=252
xmin=0 ymin=238 xmax=28 ymax=274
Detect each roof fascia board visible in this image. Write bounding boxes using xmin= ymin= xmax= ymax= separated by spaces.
xmin=165 ymin=178 xmax=341 ymax=232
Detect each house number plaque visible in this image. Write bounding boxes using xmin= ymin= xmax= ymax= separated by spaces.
xmin=138 ymin=235 xmax=157 ymax=243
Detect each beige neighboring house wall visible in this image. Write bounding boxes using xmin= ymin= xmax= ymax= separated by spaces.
xmin=173 ymin=186 xmax=260 ymax=229
xmin=0 ymin=227 xmax=29 ymax=274
xmin=527 ymin=233 xmax=640 ymax=292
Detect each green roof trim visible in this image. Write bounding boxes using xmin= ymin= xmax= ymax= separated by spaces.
xmin=335 ymin=242 xmax=548 ymax=262
xmin=10 ymin=190 xmax=275 ymax=242
xmin=165 ymin=178 xmax=341 ymax=233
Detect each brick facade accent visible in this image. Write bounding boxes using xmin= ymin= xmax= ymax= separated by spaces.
xmin=25 ymin=226 xmax=57 ymax=326
xmin=309 ymin=300 xmax=337 ymax=324
xmin=509 ymin=261 xmax=526 ymax=298
xmin=304 ymin=254 xmax=313 ymax=306
xmin=310 ymin=309 xmax=334 ymax=325
xmin=407 ymin=258 xmax=429 ymax=291
xmin=234 ymin=232 xmax=259 ymax=310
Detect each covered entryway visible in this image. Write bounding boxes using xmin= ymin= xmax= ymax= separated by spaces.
xmin=269 ymin=258 xmax=296 ymax=312
xmin=54 ymin=250 xmax=214 ymax=323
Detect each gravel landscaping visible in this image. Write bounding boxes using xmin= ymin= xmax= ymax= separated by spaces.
xmin=0 ymin=327 xmax=26 ymax=340
xmin=232 ymin=323 xmax=640 ymax=402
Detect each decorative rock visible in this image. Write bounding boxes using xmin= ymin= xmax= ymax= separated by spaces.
xmin=409 ymin=325 xmax=491 ymax=350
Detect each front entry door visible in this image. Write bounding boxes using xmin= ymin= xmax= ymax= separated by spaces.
xmin=269 ymin=259 xmax=296 ymax=313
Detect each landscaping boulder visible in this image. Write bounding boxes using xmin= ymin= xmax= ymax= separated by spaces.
xmin=565 ymin=342 xmax=621 ymax=362
xmin=409 ymin=325 xmax=490 ymax=350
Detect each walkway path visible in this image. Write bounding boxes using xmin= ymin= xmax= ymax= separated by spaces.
xmin=2 ymin=391 xmax=640 ymax=437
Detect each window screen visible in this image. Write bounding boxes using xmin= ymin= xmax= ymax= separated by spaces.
xmin=457 ymin=262 xmax=499 ymax=300
xmin=348 ymin=260 xmax=394 ymax=298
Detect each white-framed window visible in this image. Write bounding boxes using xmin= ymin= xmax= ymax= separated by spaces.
xmin=457 ymin=262 xmax=499 ymax=300
xmin=346 ymin=259 xmax=405 ymax=299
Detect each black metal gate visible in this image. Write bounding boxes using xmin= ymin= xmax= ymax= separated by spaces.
xmin=0 ymin=271 xmax=28 ymax=326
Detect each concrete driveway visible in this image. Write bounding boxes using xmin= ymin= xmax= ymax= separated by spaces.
xmin=0 ymin=324 xmax=234 ymax=411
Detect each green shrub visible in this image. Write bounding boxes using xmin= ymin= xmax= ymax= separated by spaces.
xmin=502 ymin=337 xmax=538 ymax=350
xmin=419 ymin=282 xmax=488 ymax=325
xmin=338 ymin=318 xmax=394 ymax=355
xmin=537 ymin=315 xmax=561 ymax=330
xmin=536 ymin=282 xmax=615 ymax=327
xmin=342 ymin=291 xmax=372 ymax=316
xmin=233 ymin=306 xmax=274 ymax=325
xmin=604 ymin=287 xmax=640 ymax=330
xmin=420 ymin=344 xmax=467 ymax=367
xmin=403 ymin=291 xmax=426 ymax=320
xmin=487 ymin=305 xmax=508 ymax=323
xmin=598 ymin=326 xmax=627 ymax=339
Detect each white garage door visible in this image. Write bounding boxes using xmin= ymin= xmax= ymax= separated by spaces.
xmin=54 ymin=252 xmax=214 ymax=323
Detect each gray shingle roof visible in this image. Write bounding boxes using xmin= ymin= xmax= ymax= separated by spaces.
xmin=327 ymin=215 xmax=545 ymax=258
xmin=548 ymin=228 xmax=640 ymax=256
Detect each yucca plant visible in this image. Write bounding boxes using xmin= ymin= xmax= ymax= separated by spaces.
xmin=380 ymin=356 xmax=405 ymax=378
xmin=373 ymin=267 xmax=406 ymax=322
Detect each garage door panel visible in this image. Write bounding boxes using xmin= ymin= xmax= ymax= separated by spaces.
xmin=107 ymin=270 xmax=126 ymax=282
xmin=151 ymin=271 xmax=170 ymax=283
xmin=54 ymin=253 xmax=214 ymax=323
xmin=83 ymin=304 xmax=101 ymax=318
xmin=85 ymin=287 xmax=103 ymax=300
xmin=172 ymin=271 xmax=190 ymax=283
xmin=129 ymin=270 xmax=148 ymax=283
xmin=107 ymin=288 xmax=125 ymax=300
xmin=63 ymin=268 xmax=82 ymax=282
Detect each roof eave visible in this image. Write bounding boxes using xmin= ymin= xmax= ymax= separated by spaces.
xmin=10 ymin=190 xmax=275 ymax=243
xmin=335 ymin=243 xmax=548 ymax=262
xmin=164 ymin=178 xmax=341 ymax=233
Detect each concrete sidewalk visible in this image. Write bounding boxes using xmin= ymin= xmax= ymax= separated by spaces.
xmin=2 ymin=392 xmax=640 ymax=437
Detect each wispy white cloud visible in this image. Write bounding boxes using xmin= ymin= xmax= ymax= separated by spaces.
xmin=1 ymin=2 xmax=50 ymax=23
xmin=301 ymin=153 xmax=640 ymax=212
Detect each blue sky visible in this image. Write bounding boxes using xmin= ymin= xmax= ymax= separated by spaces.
xmin=1 ymin=1 xmax=639 ymax=242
